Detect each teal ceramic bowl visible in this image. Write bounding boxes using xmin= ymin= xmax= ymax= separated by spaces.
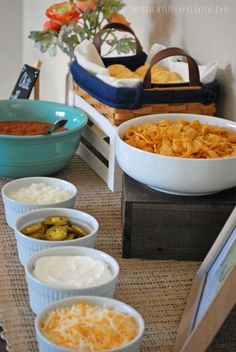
xmin=0 ymin=100 xmax=87 ymax=178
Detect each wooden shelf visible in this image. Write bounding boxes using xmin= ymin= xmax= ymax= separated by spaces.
xmin=71 ymin=92 xmax=122 ymax=192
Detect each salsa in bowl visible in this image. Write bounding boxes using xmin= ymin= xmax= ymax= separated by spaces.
xmin=0 ymin=99 xmax=87 ymax=178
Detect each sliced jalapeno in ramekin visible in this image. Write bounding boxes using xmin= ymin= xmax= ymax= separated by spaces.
xmin=45 ymin=225 xmax=67 ymax=241
xmin=70 ymin=224 xmax=87 ymax=237
xmin=43 ymin=216 xmax=69 ymax=226
xmin=22 ymin=222 xmax=42 ymax=235
xmin=64 ymin=233 xmax=75 ymax=240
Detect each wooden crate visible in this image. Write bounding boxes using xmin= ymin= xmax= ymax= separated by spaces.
xmin=70 ymin=90 xmax=122 ymax=192
xmin=122 ymin=174 xmax=236 ymax=261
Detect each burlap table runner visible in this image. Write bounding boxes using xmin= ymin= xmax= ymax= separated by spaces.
xmin=0 ymin=156 xmax=236 ymax=352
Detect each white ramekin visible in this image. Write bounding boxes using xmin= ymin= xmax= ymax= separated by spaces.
xmin=2 ymin=177 xmax=77 ymax=228
xmin=25 ymin=246 xmax=120 ymax=315
xmin=35 ymin=295 xmax=145 ymax=352
xmin=14 ymin=207 xmax=99 ymax=266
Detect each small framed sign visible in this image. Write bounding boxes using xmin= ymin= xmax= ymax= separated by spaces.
xmin=10 ymin=61 xmax=41 ymax=100
xmin=174 ymin=205 xmax=236 ymax=352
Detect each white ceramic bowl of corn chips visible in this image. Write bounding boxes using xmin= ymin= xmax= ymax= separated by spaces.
xmin=116 ymin=113 xmax=236 ymax=196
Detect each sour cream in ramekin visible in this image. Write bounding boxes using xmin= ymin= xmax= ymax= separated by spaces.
xmin=33 ymin=256 xmax=112 ymax=289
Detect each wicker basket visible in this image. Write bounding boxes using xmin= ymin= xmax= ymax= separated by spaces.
xmin=72 ymin=24 xmax=219 ymax=126
xmin=74 ymin=83 xmax=216 ymax=126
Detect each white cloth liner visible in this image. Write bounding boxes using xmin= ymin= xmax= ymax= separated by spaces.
xmin=74 ymin=39 xmax=218 ymax=88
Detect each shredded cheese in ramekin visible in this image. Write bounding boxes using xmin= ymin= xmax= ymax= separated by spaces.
xmin=40 ymin=303 xmax=138 ymax=351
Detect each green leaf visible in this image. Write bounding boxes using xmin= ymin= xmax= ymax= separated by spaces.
xmin=29 ymin=31 xmax=59 ymax=56
xmin=47 ymin=45 xmax=58 ymax=57
xmin=59 ymin=26 xmax=80 ymax=47
xmin=100 ymin=0 xmax=126 ymax=18
xmin=115 ymin=37 xmax=136 ymax=55
xmin=73 ymin=24 xmax=83 ymax=34
xmin=85 ymin=12 xmax=98 ymax=28
xmin=106 ymin=38 xmax=117 ymax=47
xmin=28 ymin=30 xmax=57 ymax=42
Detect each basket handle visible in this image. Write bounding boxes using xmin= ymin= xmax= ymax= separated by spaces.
xmin=93 ymin=22 xmax=143 ymax=56
xmin=143 ymin=47 xmax=200 ymax=88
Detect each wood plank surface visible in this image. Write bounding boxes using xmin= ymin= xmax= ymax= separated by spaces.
xmin=122 ymin=174 xmax=236 ymax=260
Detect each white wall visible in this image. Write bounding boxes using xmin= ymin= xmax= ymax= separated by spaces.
xmin=0 ymin=0 xmax=23 ymax=99
xmin=125 ymin=0 xmax=236 ymax=119
xmin=23 ymin=0 xmax=69 ymax=103
xmin=6 ymin=0 xmax=236 ymax=120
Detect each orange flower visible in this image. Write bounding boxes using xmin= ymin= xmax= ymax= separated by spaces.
xmin=46 ymin=2 xmax=80 ymax=25
xmin=43 ymin=20 xmax=62 ymax=33
xmin=75 ymin=0 xmax=96 ymax=13
xmin=108 ymin=13 xmax=130 ymax=27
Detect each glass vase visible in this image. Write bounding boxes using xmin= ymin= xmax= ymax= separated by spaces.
xmin=65 ymin=62 xmax=74 ymax=105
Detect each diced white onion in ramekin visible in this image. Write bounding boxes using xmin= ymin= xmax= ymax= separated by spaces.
xmin=8 ymin=183 xmax=72 ymax=204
